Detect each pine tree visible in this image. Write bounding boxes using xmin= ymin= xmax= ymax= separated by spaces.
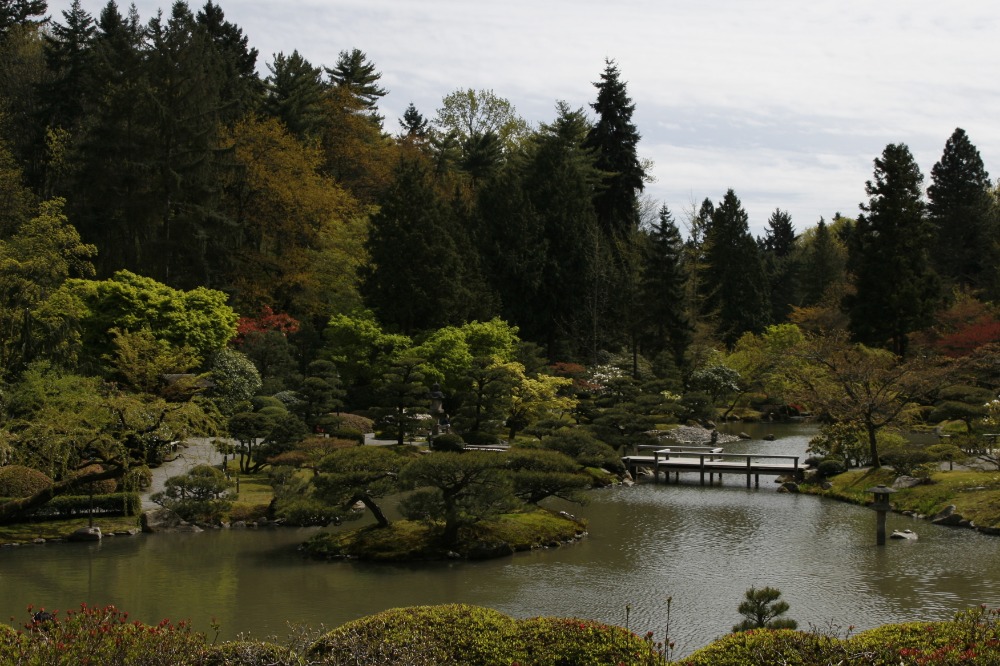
xmin=42 ymin=0 xmax=96 ymax=132
xmin=760 ymin=208 xmax=799 ymax=322
xmin=845 ymin=143 xmax=938 ymax=356
xmin=927 ymin=128 xmax=996 ymax=294
xmin=638 ymin=204 xmax=692 ymax=368
xmin=264 ymin=50 xmax=327 ymax=139
xmin=196 ymin=1 xmax=262 ymax=122
xmin=0 ymin=0 xmax=47 ymax=37
xmin=701 ymin=189 xmax=770 ymax=347
xmin=398 ymin=102 xmax=429 ymax=141
xmin=584 ymin=59 xmax=645 ymax=242
xmin=326 ymin=48 xmax=387 ymax=126
xmin=799 ymin=217 xmax=842 ymax=306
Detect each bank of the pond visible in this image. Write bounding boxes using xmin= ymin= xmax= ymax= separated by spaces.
xmin=802 ymin=467 xmax=1000 ymax=536
xmin=302 ymin=508 xmax=587 ymax=561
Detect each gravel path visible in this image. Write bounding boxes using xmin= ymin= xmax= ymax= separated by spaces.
xmin=141 ymin=438 xmax=224 ymax=510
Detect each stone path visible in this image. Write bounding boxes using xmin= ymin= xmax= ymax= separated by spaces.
xmin=141 ymin=438 xmax=224 ymax=510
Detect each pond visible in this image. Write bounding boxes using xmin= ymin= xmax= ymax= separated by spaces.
xmin=2 ymin=423 xmax=999 ymax=657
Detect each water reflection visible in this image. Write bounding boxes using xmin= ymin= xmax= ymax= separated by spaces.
xmin=2 ymin=424 xmax=1000 ymax=657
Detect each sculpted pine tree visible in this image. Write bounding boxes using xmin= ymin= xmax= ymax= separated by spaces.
xmin=845 ymin=143 xmax=938 ymax=356
xmin=928 ymin=128 xmax=996 ymax=294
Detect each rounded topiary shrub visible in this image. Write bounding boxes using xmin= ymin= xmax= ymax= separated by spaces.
xmin=843 ymin=620 xmax=986 ymax=664
xmin=462 ymin=430 xmax=500 ymax=446
xmin=309 ymin=604 xmax=521 ymax=665
xmin=517 ymin=616 xmax=662 ymax=665
xmin=0 ymin=465 xmax=53 ymax=498
xmin=681 ymin=629 xmax=840 ymax=666
xmin=199 ymin=640 xmax=292 ymax=665
xmin=430 ymin=433 xmax=465 ymax=452
xmin=74 ymin=464 xmax=118 ymax=494
xmin=816 ymin=458 xmax=846 ymax=478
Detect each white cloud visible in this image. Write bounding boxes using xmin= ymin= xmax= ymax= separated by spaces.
xmin=54 ymin=0 xmax=1000 ymax=235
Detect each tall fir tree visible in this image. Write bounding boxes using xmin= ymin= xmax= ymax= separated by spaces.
xmin=799 ymin=217 xmax=843 ymax=307
xmin=845 ymin=143 xmax=938 ymax=356
xmin=638 ymin=204 xmax=692 ymax=369
xmin=927 ymin=127 xmax=997 ymax=295
xmin=263 ymin=50 xmax=327 ymax=140
xmin=700 ymin=189 xmax=770 ymax=347
xmin=196 ymin=1 xmax=262 ymax=122
xmin=760 ymin=208 xmax=799 ymax=322
xmin=42 ymin=0 xmax=96 ymax=133
xmin=0 ymin=0 xmax=47 ymax=37
xmin=584 ymin=58 xmax=645 ymax=242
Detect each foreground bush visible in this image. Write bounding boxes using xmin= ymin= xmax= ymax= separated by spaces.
xmin=309 ymin=604 xmax=663 ymax=665
xmin=0 ymin=465 xmax=53 ymax=498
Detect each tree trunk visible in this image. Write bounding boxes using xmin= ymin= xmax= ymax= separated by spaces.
xmin=867 ymin=421 xmax=880 ymax=469
xmin=350 ymin=493 xmax=389 ymax=528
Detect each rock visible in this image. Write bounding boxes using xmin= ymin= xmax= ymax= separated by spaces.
xmin=777 ymin=482 xmax=799 ymax=494
xmin=68 ymin=526 xmax=102 ymax=542
xmin=738 ymin=432 xmax=752 ymax=440
xmin=890 ymin=529 xmax=918 ymax=540
xmin=892 ymin=475 xmax=923 ymax=489
xmin=141 ymin=508 xmax=203 ymax=533
xmin=931 ymin=504 xmax=965 ymax=527
xmin=763 ymin=434 xmax=776 ymax=441
xmin=820 ymin=482 xmax=833 ymax=490
xmin=32 ymin=538 xmax=46 ymax=544
xmin=231 ymin=520 xmax=247 ymax=529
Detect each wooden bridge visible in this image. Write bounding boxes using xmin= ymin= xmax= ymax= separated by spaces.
xmin=622 ymin=445 xmax=805 ymax=488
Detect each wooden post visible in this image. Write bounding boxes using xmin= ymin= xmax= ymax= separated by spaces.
xmin=746 ymin=457 xmax=752 ymax=488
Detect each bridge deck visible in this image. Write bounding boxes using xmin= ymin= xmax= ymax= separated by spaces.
xmin=622 ymin=449 xmax=803 ymax=488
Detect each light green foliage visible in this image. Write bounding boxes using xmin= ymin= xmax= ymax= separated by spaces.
xmin=207 ymin=347 xmax=262 ymax=415
xmin=501 ymin=365 xmax=576 ymax=440
xmin=310 ymin=604 xmax=663 ymax=666
xmin=107 ymin=328 xmax=201 ymax=395
xmin=60 ymin=270 xmax=237 ymax=362
xmin=0 ymin=197 xmax=96 ymax=377
xmin=434 ymin=88 xmax=529 ymax=152
xmin=681 ymin=629 xmax=834 ymax=666
xmin=324 ymin=310 xmax=411 ymax=388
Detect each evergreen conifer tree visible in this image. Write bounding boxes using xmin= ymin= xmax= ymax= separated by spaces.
xmin=845 ymin=143 xmax=938 ymax=356
xmin=927 ymin=128 xmax=996 ymax=294
xmin=701 ymin=189 xmax=770 ymax=347
xmin=638 ymin=204 xmax=692 ymax=369
xmin=326 ymin=48 xmax=386 ymax=125
xmin=760 ymin=208 xmax=799 ymax=322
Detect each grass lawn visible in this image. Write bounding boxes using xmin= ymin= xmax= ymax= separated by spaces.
xmin=806 ymin=467 xmax=1000 ymax=528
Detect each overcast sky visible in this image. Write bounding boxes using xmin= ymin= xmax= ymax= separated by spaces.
xmin=50 ymin=0 xmax=1000 ymax=236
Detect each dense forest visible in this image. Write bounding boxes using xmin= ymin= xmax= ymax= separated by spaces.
xmin=3 ymin=0 xmax=1000 ymax=519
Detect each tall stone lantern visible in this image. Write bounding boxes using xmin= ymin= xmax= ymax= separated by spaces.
xmin=866 ymin=485 xmax=897 ymax=546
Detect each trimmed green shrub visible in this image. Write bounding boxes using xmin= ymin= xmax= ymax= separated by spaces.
xmin=309 ymin=604 xmax=522 ymax=665
xmin=429 ymin=432 xmax=465 ymax=452
xmin=74 ymin=464 xmax=118 ymax=494
xmin=326 ymin=428 xmax=364 ymax=444
xmin=463 ymin=430 xmax=501 ymax=446
xmin=680 ymin=629 xmax=838 ymax=666
xmin=198 ymin=639 xmax=292 ymax=665
xmin=334 ymin=413 xmax=374 ymax=434
xmin=517 ymin=616 xmax=663 ymax=665
xmin=817 ymin=458 xmax=846 ymax=477
xmin=40 ymin=492 xmax=141 ymax=518
xmin=0 ymin=465 xmax=52 ymax=498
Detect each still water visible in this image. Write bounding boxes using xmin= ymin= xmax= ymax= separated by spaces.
xmin=2 ymin=423 xmax=999 ymax=657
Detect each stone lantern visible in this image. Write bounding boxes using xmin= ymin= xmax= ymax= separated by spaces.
xmin=866 ymin=485 xmax=896 ymax=546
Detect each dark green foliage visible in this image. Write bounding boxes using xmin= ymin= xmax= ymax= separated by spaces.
xmin=462 ymin=429 xmax=500 ymax=446
xmin=503 ymin=448 xmax=590 ymax=504
xmin=292 ymin=359 xmax=345 ymax=429
xmin=399 ymin=451 xmax=515 ymax=544
xmin=360 ymin=158 xmax=481 ymax=334
xmin=199 ymin=640 xmax=293 ymax=666
xmin=537 ymin=428 xmax=623 ymax=472
xmin=0 ymin=0 xmax=46 ymax=35
xmin=798 ymin=217 xmax=844 ymax=306
xmin=584 ymin=59 xmax=645 ymax=242
xmin=638 ymin=205 xmax=692 ymax=368
xmin=398 ymin=101 xmax=429 ymax=141
xmin=928 ymin=128 xmax=997 ymax=294
xmin=761 ymin=208 xmax=799 ymax=322
xmin=816 ymin=458 xmax=846 ymax=477
xmin=23 ymin=492 xmax=140 ymax=520
xmin=371 ymin=354 xmax=430 ymax=446
xmin=312 ymin=446 xmax=405 ymax=526
xmin=430 ymin=432 xmax=465 ymax=452
xmin=326 ymin=48 xmax=387 ymax=124
xmin=845 ymin=143 xmax=939 ymax=356
xmin=151 ymin=464 xmax=233 ymax=522
xmin=732 ymin=586 xmax=798 ymax=632
xmin=701 ymin=189 xmax=771 ymax=347
xmin=263 ymin=50 xmax=327 ymax=139
xmin=0 ymin=464 xmax=52 ymax=497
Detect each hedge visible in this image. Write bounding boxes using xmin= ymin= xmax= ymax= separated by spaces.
xmin=2 ymin=493 xmax=143 ymax=521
